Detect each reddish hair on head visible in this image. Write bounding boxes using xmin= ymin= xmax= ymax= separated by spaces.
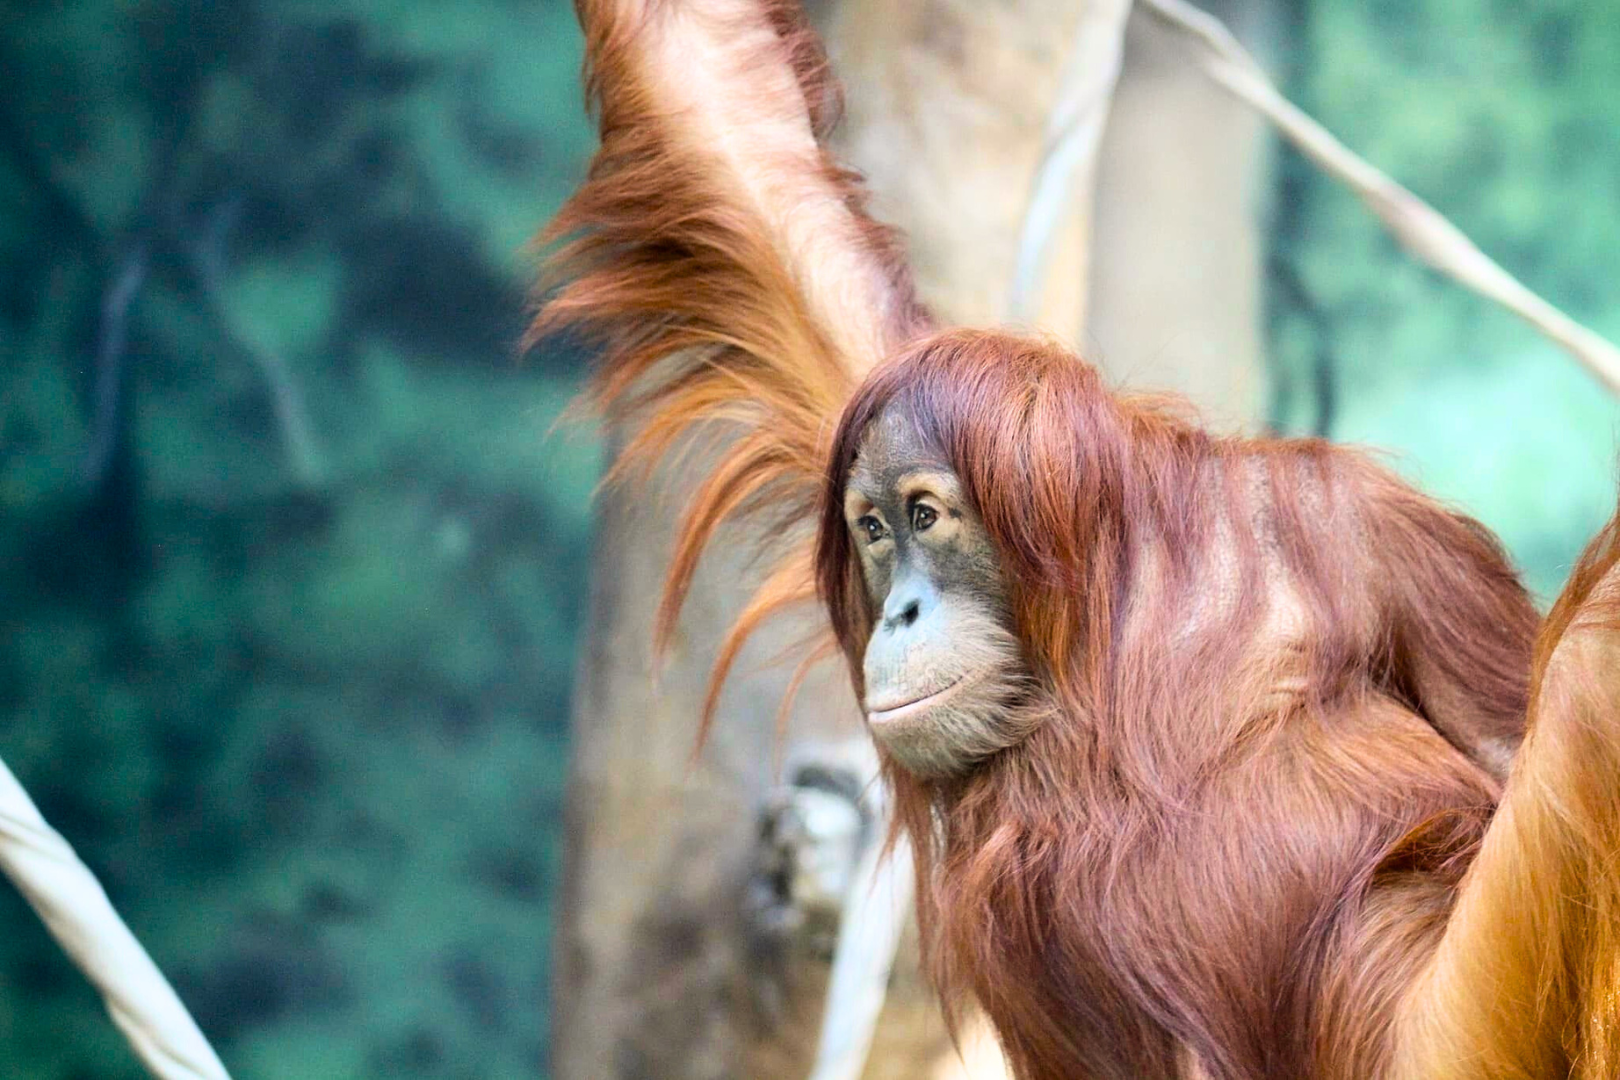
xmin=818 ymin=328 xmax=1205 ymax=708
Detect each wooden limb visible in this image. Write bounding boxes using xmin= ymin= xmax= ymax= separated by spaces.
xmin=0 ymin=756 xmax=230 ymax=1080
xmin=188 ymin=200 xmax=326 ymax=487
xmin=80 ymin=243 xmax=150 ymax=487
xmin=1140 ymin=0 xmax=1620 ymax=396
xmin=1006 ymin=0 xmax=1133 ymax=328
xmin=810 ymin=812 xmax=914 ymax=1080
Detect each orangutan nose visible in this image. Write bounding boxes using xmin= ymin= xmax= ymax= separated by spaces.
xmin=882 ymin=572 xmax=931 ymax=632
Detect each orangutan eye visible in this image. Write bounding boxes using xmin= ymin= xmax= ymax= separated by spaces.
xmin=910 ymin=503 xmax=937 ymax=533
xmin=857 ymin=515 xmax=886 ymax=544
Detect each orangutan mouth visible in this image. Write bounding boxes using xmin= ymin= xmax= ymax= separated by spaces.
xmin=866 ymin=677 xmax=966 ymax=725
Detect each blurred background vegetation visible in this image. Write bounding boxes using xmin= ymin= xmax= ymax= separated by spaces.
xmin=0 ymin=0 xmax=1614 ymax=1077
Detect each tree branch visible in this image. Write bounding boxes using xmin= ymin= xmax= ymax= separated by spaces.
xmin=1141 ymin=0 xmax=1620 ymax=396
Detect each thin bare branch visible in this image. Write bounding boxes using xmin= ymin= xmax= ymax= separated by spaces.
xmin=1140 ymin=0 xmax=1620 ymax=396
xmin=0 ymin=756 xmax=230 ymax=1080
xmin=81 ymin=243 xmax=151 ymax=487
xmin=1007 ymin=0 xmax=1134 ymax=327
xmin=809 ymin=828 xmax=915 ymax=1080
xmin=189 ymin=200 xmax=326 ymax=486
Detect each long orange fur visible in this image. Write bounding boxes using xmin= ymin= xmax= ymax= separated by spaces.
xmin=533 ymin=0 xmax=928 ymax=737
xmin=538 ymin=2 xmax=1620 ymax=1077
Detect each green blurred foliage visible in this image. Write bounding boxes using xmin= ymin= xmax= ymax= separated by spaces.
xmin=0 ymin=0 xmax=593 ymax=1076
xmin=1269 ymin=0 xmax=1620 ymax=599
xmin=0 ymin=0 xmax=1616 ymax=1078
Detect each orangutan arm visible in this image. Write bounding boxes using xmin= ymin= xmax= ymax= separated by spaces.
xmin=1393 ymin=520 xmax=1620 ymax=1080
xmin=539 ymin=0 xmax=924 ymax=390
xmin=540 ymin=0 xmax=932 ymax=709
xmin=1362 ymin=475 xmax=1538 ymax=782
